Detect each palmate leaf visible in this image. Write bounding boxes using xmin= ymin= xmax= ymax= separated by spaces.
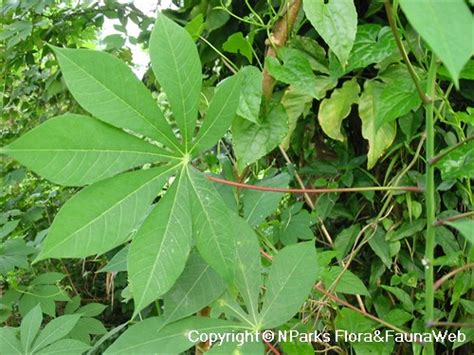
xmin=150 ymin=15 xmax=202 ymax=149
xmin=50 ymin=46 xmax=180 ymax=152
xmin=36 ymin=164 xmax=177 ymax=260
xmin=129 ymin=169 xmax=193 ymax=315
xmin=1 ymin=114 xmax=176 ymax=186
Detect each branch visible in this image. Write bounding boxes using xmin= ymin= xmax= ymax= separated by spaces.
xmin=206 ymin=175 xmax=423 ymax=193
xmin=434 ymin=211 xmax=474 ymax=226
xmin=262 ymin=0 xmax=302 ymax=101
xmin=433 ymin=262 xmax=474 ymax=291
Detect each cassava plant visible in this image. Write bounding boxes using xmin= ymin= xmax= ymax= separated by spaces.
xmin=1 ymin=0 xmax=473 ymax=354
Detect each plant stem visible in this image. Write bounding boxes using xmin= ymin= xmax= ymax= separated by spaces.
xmin=434 ymin=211 xmax=474 ymax=226
xmin=429 ymin=135 xmax=474 ymax=165
xmin=207 ymin=175 xmax=423 ymax=193
xmin=384 ymin=0 xmax=431 ymax=104
xmin=424 ymin=54 xmax=438 ymax=355
xmin=433 ymin=262 xmax=474 ymax=291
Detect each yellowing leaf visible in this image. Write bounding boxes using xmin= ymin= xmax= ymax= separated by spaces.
xmin=318 ymin=78 xmax=360 ymax=142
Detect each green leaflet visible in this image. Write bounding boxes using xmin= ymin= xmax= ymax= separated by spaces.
xmin=237 ymin=66 xmax=262 ymax=123
xmin=129 ymin=169 xmax=193 ymax=315
xmin=50 ymin=46 xmax=180 ymax=152
xmin=303 ymin=0 xmax=357 ymax=67
xmin=232 ymin=103 xmax=288 ymax=171
xmin=104 ymin=316 xmax=248 ymax=354
xmin=0 ymin=327 xmax=22 ymax=354
xmin=242 ymin=173 xmax=290 ymax=227
xmin=150 ymin=15 xmax=202 ymax=149
xmin=318 ymin=78 xmax=360 ymax=142
xmin=163 ymin=252 xmax=226 ymax=324
xmin=400 ymin=0 xmax=473 ymax=87
xmin=37 ymin=165 xmax=177 ymax=260
xmin=186 ymin=167 xmax=237 ymax=282
xmin=191 ymin=72 xmax=242 ymax=154
xmin=20 ymin=304 xmax=42 ymax=353
xmin=1 ymin=114 xmax=175 ymax=186
xmin=259 ymin=242 xmax=318 ymax=329
xmin=36 ymin=339 xmax=90 ymax=355
xmin=359 ymin=80 xmax=396 ymax=169
xmin=98 ymin=245 xmax=129 ymax=273
xmin=31 ymin=314 xmax=82 ymax=352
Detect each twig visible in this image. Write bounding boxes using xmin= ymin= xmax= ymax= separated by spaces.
xmin=207 ymin=175 xmax=423 ymax=193
xmin=429 ymin=136 xmax=474 ymax=165
xmin=427 ymin=321 xmax=474 ymax=328
xmin=434 ymin=211 xmax=474 ymax=226
xmin=433 ymin=262 xmax=474 ymax=291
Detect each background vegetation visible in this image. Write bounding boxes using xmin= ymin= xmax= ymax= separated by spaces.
xmin=1 ymin=0 xmax=472 ymax=354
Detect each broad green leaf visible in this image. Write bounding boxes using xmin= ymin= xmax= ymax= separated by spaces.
xmin=380 ymin=285 xmax=414 ymax=313
xmin=150 ymin=15 xmax=202 ymax=148
xmin=163 ymin=252 xmax=226 ymax=324
xmin=232 ymin=103 xmax=288 ymax=171
xmin=129 ymin=170 xmax=192 ymax=315
xmin=359 ymin=80 xmax=396 ymax=169
xmin=20 ymin=304 xmax=42 ymax=353
xmin=399 ymin=0 xmax=473 ymax=87
xmin=185 ymin=13 xmax=204 ymax=40
xmin=259 ymin=242 xmax=318 ymax=329
xmin=303 ymin=0 xmax=357 ymax=66
xmin=347 ymin=24 xmax=398 ymax=72
xmin=318 ymin=78 xmax=360 ymax=142
xmin=50 ymin=46 xmax=180 ymax=151
xmin=266 ymin=48 xmax=336 ymax=99
xmin=368 ymin=228 xmax=392 ymax=269
xmin=104 ymin=316 xmax=247 ymax=354
xmin=242 ymin=173 xmax=290 ymax=227
xmin=435 ymin=141 xmax=474 ymax=181
xmin=0 ymin=327 xmax=22 ymax=354
xmin=37 ymin=165 xmax=176 ymax=260
xmin=237 ymin=66 xmax=262 ymax=123
xmin=1 ymin=114 xmax=175 ymax=186
xmin=280 ymin=87 xmax=313 ymax=149
xmin=36 ymin=339 xmax=90 ymax=355
xmin=98 ymin=245 xmax=129 ymax=273
xmin=31 ymin=273 xmax=65 ymax=285
xmin=191 ymin=73 xmax=242 ymax=154
xmin=186 ymin=167 xmax=237 ymax=281
xmin=374 ymin=77 xmax=421 ymax=130
xmin=447 ymin=219 xmax=474 ymax=244
xmin=290 ymin=36 xmax=329 ymax=74
xmin=31 ymin=314 xmax=81 ymax=352
xmin=223 ymin=32 xmax=253 ymax=62
xmin=322 ymin=266 xmax=369 ymax=296
xmin=384 ymin=308 xmax=413 ymax=327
